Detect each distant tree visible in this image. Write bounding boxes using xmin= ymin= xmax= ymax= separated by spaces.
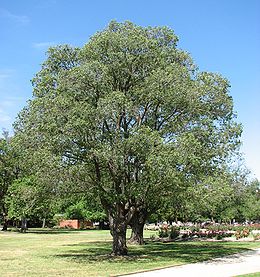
xmin=149 ymin=169 xmax=235 ymax=224
xmin=239 ymin=179 xmax=260 ymax=221
xmin=6 ymin=176 xmax=55 ymax=230
xmin=182 ymin=168 xmax=259 ymax=224
xmin=0 ymin=131 xmax=19 ymax=231
xmin=63 ymin=196 xmax=106 ymax=222
xmin=15 ymin=21 xmax=241 ymax=255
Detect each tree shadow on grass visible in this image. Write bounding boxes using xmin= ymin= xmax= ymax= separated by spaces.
xmin=54 ymin=240 xmax=252 ymax=265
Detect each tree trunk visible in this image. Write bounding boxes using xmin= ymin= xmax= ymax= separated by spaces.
xmin=128 ymin=208 xmax=147 ymax=245
xmin=1 ymin=220 xmax=8 ymax=231
xmin=107 ymin=201 xmax=132 ymax=256
xmin=111 ymin=225 xmax=127 ymax=256
xmin=100 ymin=194 xmax=135 ymax=256
xmin=129 ymin=220 xmax=145 ymax=245
xmin=21 ymin=218 xmax=27 ymax=233
xmin=1 ymin=205 xmax=8 ymax=231
xmin=99 ymin=220 xmax=104 ymax=230
xmin=109 ymin=215 xmax=128 ymax=256
xmin=42 ymin=218 xmax=46 ymax=228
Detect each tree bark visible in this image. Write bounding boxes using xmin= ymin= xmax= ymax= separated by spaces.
xmin=21 ymin=218 xmax=27 ymax=233
xmin=109 ymin=214 xmax=128 ymax=256
xmin=1 ymin=205 xmax=8 ymax=231
xmin=1 ymin=220 xmax=8 ymax=231
xmin=128 ymin=208 xmax=147 ymax=245
xmin=129 ymin=220 xmax=145 ymax=245
xmin=42 ymin=218 xmax=46 ymax=228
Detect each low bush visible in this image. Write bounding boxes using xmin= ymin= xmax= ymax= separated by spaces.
xmin=158 ymin=226 xmax=180 ymax=239
xmin=252 ymin=233 xmax=260 ymax=241
xmin=235 ymin=228 xmax=250 ymax=240
xmin=158 ymin=226 xmax=169 ymax=238
xmin=169 ymin=227 xmax=180 ymax=239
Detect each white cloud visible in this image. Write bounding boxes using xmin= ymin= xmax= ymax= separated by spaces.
xmin=35 ymin=0 xmax=57 ymax=9
xmin=0 ymin=8 xmax=30 ymax=24
xmin=33 ymin=42 xmax=57 ymax=50
xmin=1 ymin=100 xmax=17 ymax=107
xmin=0 ymin=69 xmax=14 ymax=81
xmin=0 ymin=68 xmax=28 ymax=133
xmin=0 ymin=108 xmax=12 ymax=124
xmin=0 ymin=73 xmax=11 ymax=79
xmin=0 ymin=70 xmax=14 ymax=92
xmin=0 ymin=93 xmax=26 ymax=131
xmin=0 ymin=96 xmax=26 ymax=108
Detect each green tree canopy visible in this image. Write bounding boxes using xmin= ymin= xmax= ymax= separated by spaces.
xmin=15 ymin=21 xmax=241 ymax=255
xmin=6 ymin=176 xmax=56 ymax=228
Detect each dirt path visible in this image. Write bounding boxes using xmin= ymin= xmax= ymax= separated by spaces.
xmin=120 ymin=248 xmax=260 ymax=277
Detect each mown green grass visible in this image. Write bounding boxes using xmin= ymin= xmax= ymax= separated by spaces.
xmin=1 ymin=229 xmax=260 ymax=277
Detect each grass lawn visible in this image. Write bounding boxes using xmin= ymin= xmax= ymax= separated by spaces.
xmin=1 ymin=229 xmax=260 ymax=277
xmin=236 ymin=274 xmax=260 ymax=277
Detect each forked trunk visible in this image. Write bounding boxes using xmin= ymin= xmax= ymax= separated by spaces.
xmin=101 ymin=194 xmax=135 ymax=256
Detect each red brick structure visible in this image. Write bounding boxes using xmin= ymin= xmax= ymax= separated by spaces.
xmin=59 ymin=219 xmax=94 ymax=229
xmin=59 ymin=219 xmax=80 ymax=229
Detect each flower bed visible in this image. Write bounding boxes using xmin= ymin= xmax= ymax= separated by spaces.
xmin=157 ymin=223 xmax=260 ymax=241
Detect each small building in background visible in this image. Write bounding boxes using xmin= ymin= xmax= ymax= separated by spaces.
xmin=59 ymin=219 xmax=93 ymax=229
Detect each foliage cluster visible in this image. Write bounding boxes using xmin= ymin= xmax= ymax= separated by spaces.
xmin=64 ymin=200 xmax=106 ymax=222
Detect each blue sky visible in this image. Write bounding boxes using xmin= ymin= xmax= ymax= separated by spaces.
xmin=0 ymin=0 xmax=259 ymax=179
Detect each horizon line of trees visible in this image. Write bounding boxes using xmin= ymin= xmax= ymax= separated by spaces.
xmin=1 ymin=135 xmax=259 ymax=228
xmin=1 ymin=130 xmax=259 ymax=235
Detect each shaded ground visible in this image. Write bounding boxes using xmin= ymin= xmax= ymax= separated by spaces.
xmin=119 ymin=248 xmax=260 ymax=277
xmin=55 ymin=240 xmax=252 ymax=264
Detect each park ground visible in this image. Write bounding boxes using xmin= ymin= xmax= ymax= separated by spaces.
xmin=124 ymin=248 xmax=260 ymax=277
xmin=1 ymin=229 xmax=260 ymax=277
